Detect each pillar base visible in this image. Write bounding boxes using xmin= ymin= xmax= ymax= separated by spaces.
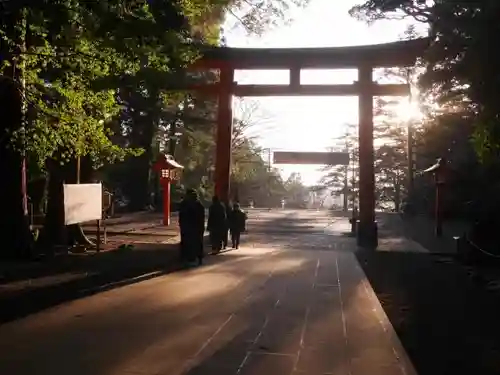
xmin=356 ymin=220 xmax=378 ymax=249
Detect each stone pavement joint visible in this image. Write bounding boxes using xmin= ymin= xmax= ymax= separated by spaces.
xmin=0 ymin=211 xmax=418 ymax=375
xmin=177 ymin=250 xmax=416 ymax=375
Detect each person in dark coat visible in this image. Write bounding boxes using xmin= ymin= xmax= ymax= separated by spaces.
xmin=228 ymin=203 xmax=247 ymax=249
xmin=222 ymin=201 xmax=232 ymax=249
xmin=207 ymin=195 xmax=226 ymax=252
xmin=178 ymin=189 xmax=205 ymax=265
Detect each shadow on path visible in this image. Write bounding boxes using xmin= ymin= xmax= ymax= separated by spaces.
xmin=357 ymin=249 xmax=500 ymax=375
xmin=0 ymin=211 xmax=349 ymax=324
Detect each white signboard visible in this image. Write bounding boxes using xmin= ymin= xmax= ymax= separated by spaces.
xmin=63 ymin=183 xmax=103 ymax=225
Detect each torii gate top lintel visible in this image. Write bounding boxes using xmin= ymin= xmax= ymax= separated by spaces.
xmin=193 ymin=37 xmax=430 ymax=70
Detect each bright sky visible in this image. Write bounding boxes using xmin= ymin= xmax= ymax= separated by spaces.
xmin=224 ymin=0 xmax=423 ymax=185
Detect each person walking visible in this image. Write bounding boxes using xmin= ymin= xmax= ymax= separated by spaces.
xmin=178 ymin=188 xmax=205 ymax=265
xmin=222 ymin=201 xmax=232 ymax=249
xmin=207 ymin=196 xmax=226 ymax=253
xmin=228 ymin=203 xmax=247 ymax=249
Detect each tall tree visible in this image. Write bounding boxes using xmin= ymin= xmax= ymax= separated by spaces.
xmin=319 ymin=123 xmax=359 ymax=210
xmin=105 ymin=0 xmax=309 ymax=209
xmin=350 ymin=0 xmax=500 ymax=161
xmin=224 ymin=0 xmax=311 ymax=35
xmin=320 ymin=96 xmax=413 ymax=212
xmin=0 ymin=0 xmax=313 ymax=257
xmin=283 ymin=172 xmax=309 ymax=208
xmin=0 ymin=0 xmax=203 ymax=257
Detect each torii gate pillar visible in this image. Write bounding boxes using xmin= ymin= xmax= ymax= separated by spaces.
xmin=357 ymin=65 xmax=377 ymax=248
xmin=214 ymin=66 xmax=234 ymax=203
xmin=189 ymin=37 xmax=429 ymax=248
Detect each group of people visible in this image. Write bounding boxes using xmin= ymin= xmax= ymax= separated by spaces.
xmin=207 ymin=195 xmax=247 ymax=252
xmin=178 ymin=189 xmax=247 ymax=266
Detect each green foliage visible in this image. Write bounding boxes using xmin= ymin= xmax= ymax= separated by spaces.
xmin=283 ymin=172 xmax=309 ymax=207
xmin=321 ymin=102 xmax=411 ymax=211
xmin=225 ymin=0 xmax=311 ymax=35
xmin=172 ymin=100 xmax=290 ymax=205
xmin=351 ymin=0 xmax=500 ymax=161
xmin=1 ymin=0 xmax=202 ymax=170
xmin=0 ymin=0 xmax=314 ymax=255
xmin=349 ymin=0 xmax=500 ymax=216
xmin=2 ymin=0 xmax=311 ymax=204
xmin=319 ymin=123 xmax=358 ymax=200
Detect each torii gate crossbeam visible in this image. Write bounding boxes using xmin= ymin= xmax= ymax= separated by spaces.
xmin=188 ymin=37 xmax=429 ymax=248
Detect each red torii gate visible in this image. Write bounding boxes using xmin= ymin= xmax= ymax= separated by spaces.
xmin=189 ymin=37 xmax=429 ymax=248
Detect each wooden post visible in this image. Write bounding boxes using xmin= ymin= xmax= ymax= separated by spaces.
xmin=357 ymin=65 xmax=377 ymax=248
xmin=163 ymin=178 xmax=171 ymax=226
xmin=76 ymin=156 xmax=81 ymax=184
xmin=103 ymin=223 xmax=107 ymax=244
xmin=22 ymin=158 xmax=28 ymax=216
xmin=96 ymin=219 xmax=101 ymax=252
xmin=214 ymin=67 xmax=234 ymax=202
xmin=289 ymin=66 xmax=300 ymax=88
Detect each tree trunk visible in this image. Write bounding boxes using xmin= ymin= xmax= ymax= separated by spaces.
xmin=0 ymin=10 xmax=34 ymax=259
xmin=124 ymin=119 xmax=155 ymax=211
xmin=394 ymin=179 xmax=401 ymax=212
xmin=38 ymin=156 xmax=96 ymax=253
xmin=168 ymin=119 xmax=177 ymax=156
xmin=28 ymin=177 xmax=47 ymax=215
xmin=125 ymin=151 xmax=153 ymax=211
xmin=37 ymin=159 xmax=66 ymax=254
xmin=0 ymin=78 xmax=33 ymax=259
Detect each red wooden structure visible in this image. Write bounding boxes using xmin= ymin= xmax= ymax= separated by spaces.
xmin=188 ymin=37 xmax=429 ymax=248
xmin=153 ymin=154 xmax=183 ymax=226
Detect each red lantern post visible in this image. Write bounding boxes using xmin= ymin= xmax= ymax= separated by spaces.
xmin=153 ymin=154 xmax=183 ymax=226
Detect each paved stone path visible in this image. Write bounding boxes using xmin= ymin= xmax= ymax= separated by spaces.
xmin=0 ymin=210 xmax=417 ymax=375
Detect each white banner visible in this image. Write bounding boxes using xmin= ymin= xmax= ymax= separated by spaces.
xmin=63 ymin=183 xmax=102 ymax=225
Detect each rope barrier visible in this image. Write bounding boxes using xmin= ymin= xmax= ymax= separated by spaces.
xmin=463 ymin=236 xmax=500 ymax=259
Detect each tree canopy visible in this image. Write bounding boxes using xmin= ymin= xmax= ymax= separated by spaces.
xmin=0 ymin=0 xmax=309 ymax=258
xmin=346 ymin=1 xmax=500 ymax=218
xmin=351 ymin=0 xmax=500 ymax=161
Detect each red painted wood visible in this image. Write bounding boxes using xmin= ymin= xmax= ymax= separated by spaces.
xmin=232 ymin=83 xmax=408 ymax=97
xmin=186 ymin=41 xmax=425 ymax=246
xmin=214 ymin=67 xmax=234 ymax=202
xmin=190 ymin=38 xmax=429 ymax=70
xmin=163 ymin=180 xmax=171 ymax=226
xmin=357 ymin=65 xmax=376 ymax=233
xmin=184 ymin=83 xmax=409 ymax=97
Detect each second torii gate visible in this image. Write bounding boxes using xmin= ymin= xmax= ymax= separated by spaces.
xmin=189 ymin=37 xmax=429 ymax=248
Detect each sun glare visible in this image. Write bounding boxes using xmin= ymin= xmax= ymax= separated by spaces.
xmin=393 ymin=99 xmax=423 ymax=122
